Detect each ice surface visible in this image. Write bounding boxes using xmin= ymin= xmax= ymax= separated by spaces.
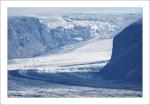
xmin=8 ymin=39 xmax=113 ymax=72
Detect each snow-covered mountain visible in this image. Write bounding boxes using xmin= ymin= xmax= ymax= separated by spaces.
xmin=8 ymin=14 xmax=140 ymax=59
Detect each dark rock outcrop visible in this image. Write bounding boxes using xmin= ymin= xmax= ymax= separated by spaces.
xmin=100 ymin=19 xmax=142 ymax=85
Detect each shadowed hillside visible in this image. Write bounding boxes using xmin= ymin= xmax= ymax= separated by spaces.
xmin=100 ymin=19 xmax=142 ymax=85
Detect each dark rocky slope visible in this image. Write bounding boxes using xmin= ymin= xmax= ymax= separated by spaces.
xmin=100 ymin=19 xmax=142 ymax=85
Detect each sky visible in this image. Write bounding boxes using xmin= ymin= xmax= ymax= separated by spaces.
xmin=8 ymin=7 xmax=142 ymax=16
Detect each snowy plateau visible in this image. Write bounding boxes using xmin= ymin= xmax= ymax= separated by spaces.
xmin=8 ymin=13 xmax=142 ymax=97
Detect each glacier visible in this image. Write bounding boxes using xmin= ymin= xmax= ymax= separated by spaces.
xmin=8 ymin=13 xmax=142 ymax=97
xmin=8 ymin=39 xmax=113 ymax=72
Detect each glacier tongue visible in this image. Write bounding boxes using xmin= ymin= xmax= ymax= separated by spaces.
xmin=8 ymin=39 xmax=113 ymax=72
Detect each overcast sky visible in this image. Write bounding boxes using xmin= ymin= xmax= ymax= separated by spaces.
xmin=8 ymin=7 xmax=142 ymax=16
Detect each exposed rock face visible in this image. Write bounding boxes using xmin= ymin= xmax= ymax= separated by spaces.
xmin=100 ymin=19 xmax=142 ymax=84
xmin=8 ymin=16 xmax=59 ymax=59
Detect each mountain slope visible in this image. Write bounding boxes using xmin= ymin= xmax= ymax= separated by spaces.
xmin=8 ymin=16 xmax=59 ymax=59
xmin=100 ymin=19 xmax=142 ymax=84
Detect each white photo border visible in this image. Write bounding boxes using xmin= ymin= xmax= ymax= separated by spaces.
xmin=0 ymin=0 xmax=149 ymax=105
